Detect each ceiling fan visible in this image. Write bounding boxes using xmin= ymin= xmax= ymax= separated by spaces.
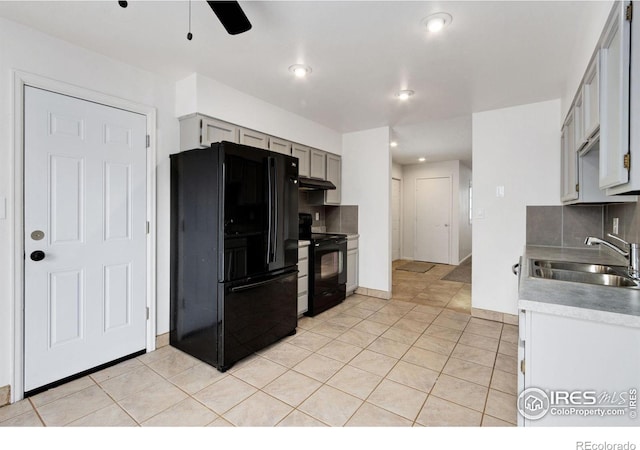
xmin=118 ymin=1 xmax=252 ymax=36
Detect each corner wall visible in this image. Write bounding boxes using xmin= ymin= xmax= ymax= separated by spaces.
xmin=342 ymin=127 xmax=392 ymax=295
xmin=472 ymin=99 xmax=561 ymax=315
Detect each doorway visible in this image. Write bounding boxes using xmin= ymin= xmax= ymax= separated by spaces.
xmin=414 ymin=176 xmax=451 ymax=264
xmin=392 ymin=178 xmax=402 ymax=261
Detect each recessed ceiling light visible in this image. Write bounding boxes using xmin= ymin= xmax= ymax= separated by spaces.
xmin=418 ymin=157 xmax=426 ymax=162
xmin=390 ymin=141 xmax=398 ymax=148
xmin=289 ymin=64 xmax=312 ymax=78
xmin=396 ymin=90 xmax=414 ymax=101
xmin=422 ymin=12 xmax=452 ymax=33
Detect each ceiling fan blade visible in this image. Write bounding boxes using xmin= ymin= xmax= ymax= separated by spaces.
xmin=207 ymin=1 xmax=252 ymax=35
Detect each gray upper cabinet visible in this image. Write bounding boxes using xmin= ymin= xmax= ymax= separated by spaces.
xmin=179 ymin=114 xmax=239 ymax=151
xmin=582 ymin=53 xmax=600 ymax=143
xmin=310 ymin=148 xmax=326 ymax=180
xmin=269 ymin=137 xmax=292 ymax=155
xmin=561 ymin=111 xmax=578 ymax=203
xmin=599 ymin=1 xmax=631 ymax=190
xmin=292 ymin=144 xmax=310 ymax=178
xmin=239 ymin=127 xmax=269 ymax=150
xmin=325 ymin=153 xmax=341 ymax=205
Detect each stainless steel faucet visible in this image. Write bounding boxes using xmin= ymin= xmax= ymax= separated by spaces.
xmin=584 ymin=234 xmax=640 ymax=279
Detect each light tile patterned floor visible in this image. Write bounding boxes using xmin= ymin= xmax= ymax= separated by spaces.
xmin=0 ymin=261 xmax=518 ymax=427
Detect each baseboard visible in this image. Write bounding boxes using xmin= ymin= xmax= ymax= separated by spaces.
xmin=355 ymin=287 xmax=391 ymax=300
xmin=458 ymin=253 xmax=472 ymax=265
xmin=155 ymin=332 xmax=169 ymax=348
xmin=0 ymin=385 xmax=9 ymax=407
xmin=472 ymin=307 xmax=518 ymax=325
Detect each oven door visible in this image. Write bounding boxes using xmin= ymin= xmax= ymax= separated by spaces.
xmin=308 ymin=238 xmax=347 ymax=316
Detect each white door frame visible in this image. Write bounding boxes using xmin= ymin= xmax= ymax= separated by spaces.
xmin=11 ymin=70 xmax=157 ymax=402
xmin=391 ymin=177 xmax=403 ymax=261
xmin=414 ymin=176 xmax=453 ymax=265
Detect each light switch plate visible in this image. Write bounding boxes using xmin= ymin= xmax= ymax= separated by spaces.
xmin=613 ymin=217 xmax=619 ymax=234
xmin=496 ymin=186 xmax=505 ymax=198
xmin=315 ymin=212 xmax=319 ymax=221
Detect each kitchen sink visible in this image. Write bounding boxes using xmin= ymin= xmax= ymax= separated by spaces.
xmin=530 ymin=259 xmax=640 ymax=288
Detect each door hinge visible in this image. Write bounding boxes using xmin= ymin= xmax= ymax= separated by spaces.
xmin=199 ymin=119 xmax=203 ymax=144
xmin=575 ymin=183 xmax=580 ymax=193
xmin=624 ymin=152 xmax=631 ymax=170
xmin=520 ymin=359 xmax=526 ymax=374
xmin=146 ymin=134 xmax=150 ymax=148
xmin=146 ymin=307 xmax=150 ymax=320
xmin=626 ymin=3 xmax=633 ymax=21
xmin=146 ymin=221 xmax=150 ymax=235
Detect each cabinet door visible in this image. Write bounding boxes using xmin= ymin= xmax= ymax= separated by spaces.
xmin=522 ymin=311 xmax=640 ymax=426
xmin=325 ymin=154 xmax=341 ymax=205
xmin=269 ymin=137 xmax=292 ymax=155
xmin=239 ymin=127 xmax=269 ymax=149
xmin=310 ymin=149 xmax=326 ymax=180
xmin=201 ymin=117 xmax=239 ymax=146
xmin=561 ymin=113 xmax=578 ymax=202
xmin=574 ymin=92 xmax=586 ymax=152
xmin=292 ymin=144 xmax=310 ymax=178
xmin=347 ymin=249 xmax=358 ymax=294
xmin=599 ymin=1 xmax=631 ymax=189
xmin=583 ymin=53 xmax=600 ymax=140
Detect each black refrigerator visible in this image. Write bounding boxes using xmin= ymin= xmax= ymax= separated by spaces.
xmin=170 ymin=141 xmax=299 ymax=372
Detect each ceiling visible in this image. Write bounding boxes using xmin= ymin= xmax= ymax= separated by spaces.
xmin=0 ymin=1 xmax=608 ymax=166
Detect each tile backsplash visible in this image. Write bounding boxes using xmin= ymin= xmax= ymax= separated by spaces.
xmin=299 ymin=191 xmax=359 ymax=234
xmin=528 ymin=202 xmax=640 ymax=248
xmin=526 ymin=205 xmax=604 ymax=248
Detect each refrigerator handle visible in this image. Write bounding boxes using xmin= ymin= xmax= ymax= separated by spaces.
xmin=272 ymin=158 xmax=278 ymax=262
xmin=230 ymin=271 xmax=294 ymax=293
xmin=267 ymin=157 xmax=273 ymax=265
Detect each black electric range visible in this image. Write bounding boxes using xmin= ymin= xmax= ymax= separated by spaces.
xmin=299 ymin=214 xmax=347 ymax=316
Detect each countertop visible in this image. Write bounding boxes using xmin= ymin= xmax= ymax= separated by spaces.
xmin=518 ymin=245 xmax=640 ymax=328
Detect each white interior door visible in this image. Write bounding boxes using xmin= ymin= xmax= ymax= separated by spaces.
xmin=392 ymin=178 xmax=401 ymax=261
xmin=24 ymin=86 xmax=148 ymax=392
xmin=415 ymin=177 xmax=451 ymax=264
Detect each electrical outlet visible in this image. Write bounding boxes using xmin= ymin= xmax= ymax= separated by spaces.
xmin=613 ymin=217 xmax=619 ymax=235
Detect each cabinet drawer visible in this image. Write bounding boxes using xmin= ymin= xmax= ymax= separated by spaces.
xmin=297 ymin=293 xmax=308 ymax=316
xmin=298 ymin=246 xmax=309 ymax=260
xmin=298 ymin=260 xmax=308 ymax=278
xmin=347 ymin=238 xmax=358 ymax=251
xmin=297 ymin=275 xmax=308 ymax=295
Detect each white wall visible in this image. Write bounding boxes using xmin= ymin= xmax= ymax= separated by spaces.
xmin=472 ymin=99 xmax=561 ymax=315
xmin=176 ymin=73 xmax=342 ymax=155
xmin=459 ymin=163 xmax=473 ymax=261
xmin=342 ymin=127 xmax=392 ymax=294
xmin=402 ymin=160 xmax=464 ymax=264
xmin=0 ymin=17 xmax=179 ymax=395
xmin=392 ymin=162 xmax=403 ymax=180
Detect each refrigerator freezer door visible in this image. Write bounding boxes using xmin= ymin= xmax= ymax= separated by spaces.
xmin=219 ymin=269 xmax=298 ymax=370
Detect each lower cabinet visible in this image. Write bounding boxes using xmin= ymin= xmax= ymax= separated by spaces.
xmin=298 ymin=243 xmax=309 ymax=316
xmin=518 ymin=309 xmax=640 ymax=426
xmin=346 ymin=236 xmax=359 ymax=295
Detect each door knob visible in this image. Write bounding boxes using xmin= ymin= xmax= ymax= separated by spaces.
xmin=30 ymin=250 xmax=45 ymax=261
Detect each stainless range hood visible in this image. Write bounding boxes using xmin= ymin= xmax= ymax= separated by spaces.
xmin=298 ymin=177 xmax=336 ymax=191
